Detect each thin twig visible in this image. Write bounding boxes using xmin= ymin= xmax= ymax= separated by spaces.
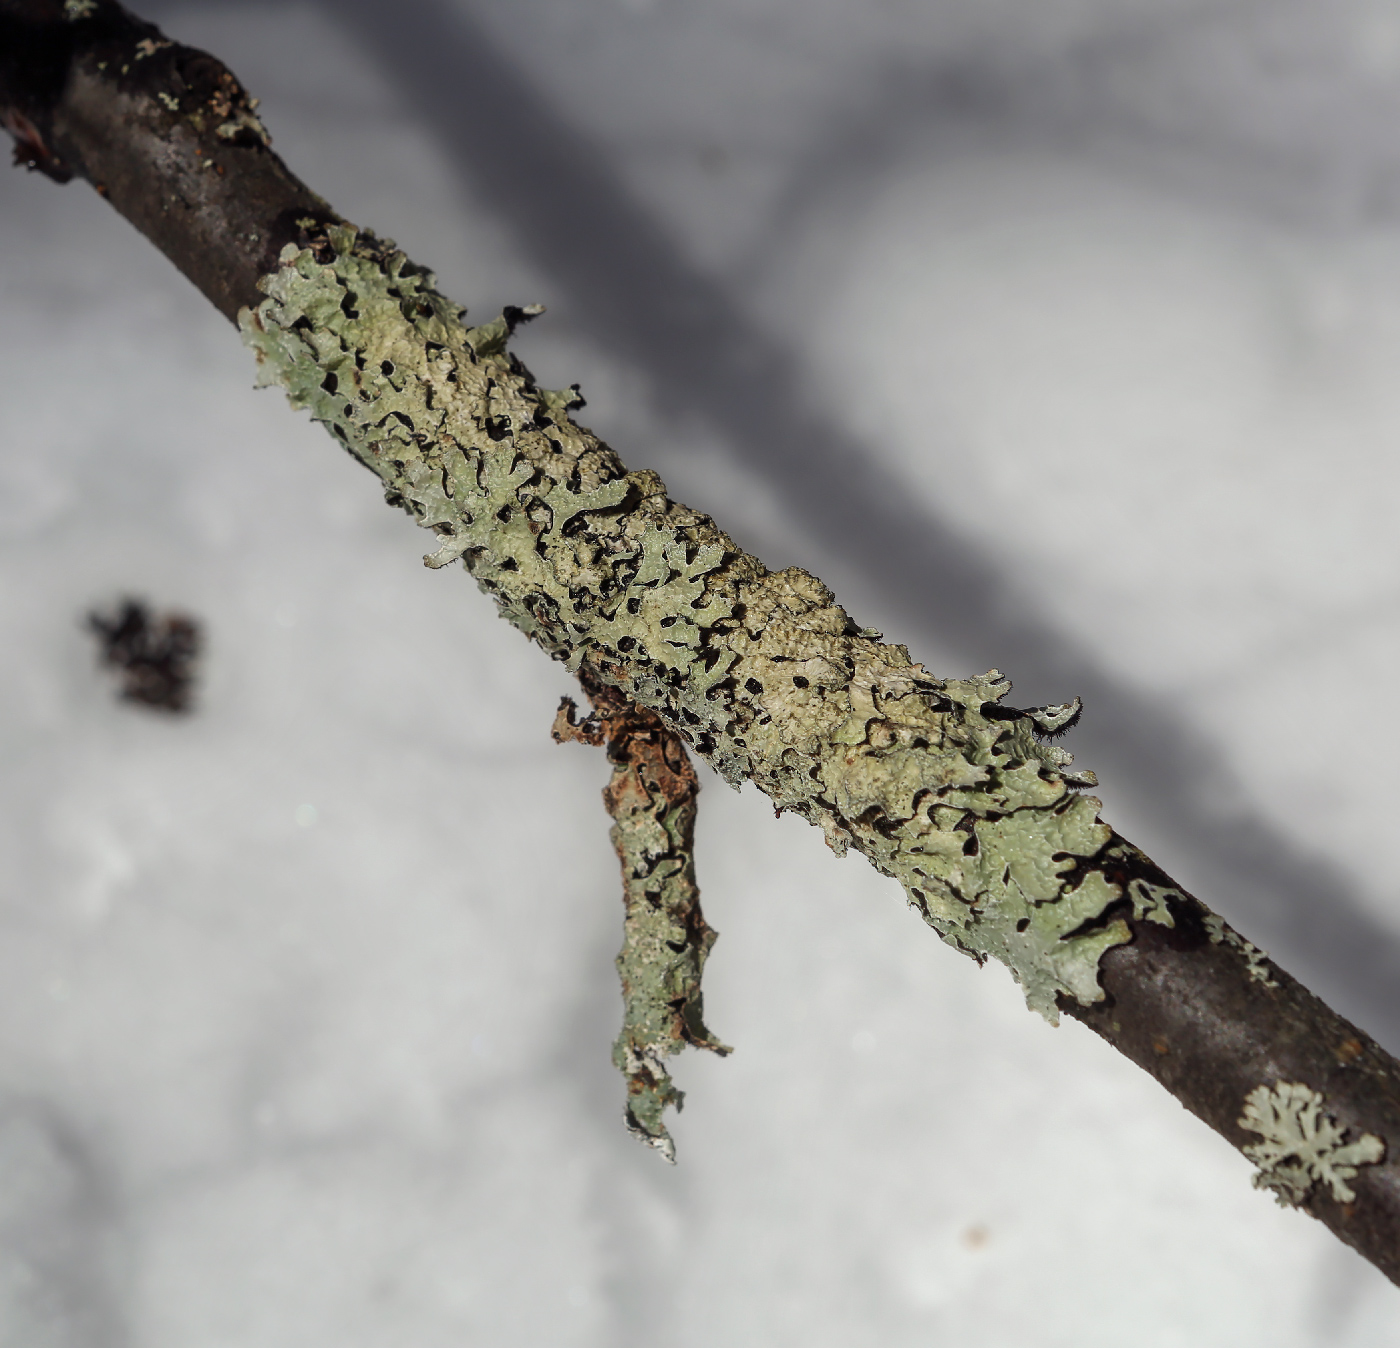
xmin=554 ymin=668 xmax=729 ymax=1161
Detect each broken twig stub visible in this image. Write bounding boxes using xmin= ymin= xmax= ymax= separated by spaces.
xmin=555 ymin=670 xmax=729 ymax=1161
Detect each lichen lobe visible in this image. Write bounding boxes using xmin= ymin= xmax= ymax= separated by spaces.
xmin=239 ymin=225 xmax=1143 ymax=1022
xmin=1240 ymin=1081 xmax=1385 ymax=1207
xmin=1204 ymin=913 xmax=1279 ymax=988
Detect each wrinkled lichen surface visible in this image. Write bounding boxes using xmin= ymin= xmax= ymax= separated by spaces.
xmin=1240 ymin=1081 xmax=1385 ymax=1206
xmin=554 ymin=679 xmax=728 ymax=1160
xmin=240 ymin=225 xmax=1148 ymax=1021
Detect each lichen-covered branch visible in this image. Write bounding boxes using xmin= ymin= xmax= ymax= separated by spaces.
xmin=235 ymin=223 xmax=1131 ymax=1026
xmin=553 ymin=671 xmax=729 ymax=1161
xmin=9 ymin=0 xmax=1400 ymax=1288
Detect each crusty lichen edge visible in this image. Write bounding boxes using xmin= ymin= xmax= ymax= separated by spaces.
xmin=238 ymin=223 xmax=1153 ymax=1023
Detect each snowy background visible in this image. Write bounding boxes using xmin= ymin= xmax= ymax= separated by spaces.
xmin=5 ymin=0 xmax=1400 ymax=1341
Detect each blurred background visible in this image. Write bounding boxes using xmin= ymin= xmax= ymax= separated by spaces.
xmin=5 ymin=0 xmax=1400 ymax=1341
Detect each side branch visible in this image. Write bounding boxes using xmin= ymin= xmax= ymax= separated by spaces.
xmin=9 ymin=0 xmax=1400 ymax=1286
xmin=554 ymin=670 xmax=729 ymax=1161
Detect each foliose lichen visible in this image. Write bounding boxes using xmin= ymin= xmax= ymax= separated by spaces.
xmin=1239 ymin=1081 xmax=1384 ymax=1206
xmin=1204 ymin=913 xmax=1279 ymax=988
xmin=239 ymin=224 xmax=1144 ymax=1022
xmin=554 ymin=680 xmax=729 ymax=1161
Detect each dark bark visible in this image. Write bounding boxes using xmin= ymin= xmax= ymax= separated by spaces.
xmin=7 ymin=0 xmax=1400 ymax=1290
xmin=0 ymin=0 xmax=337 ymax=320
xmin=1064 ymin=842 xmax=1400 ymax=1282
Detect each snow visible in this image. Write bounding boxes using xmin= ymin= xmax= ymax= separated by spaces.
xmin=4 ymin=0 xmax=1400 ymax=1340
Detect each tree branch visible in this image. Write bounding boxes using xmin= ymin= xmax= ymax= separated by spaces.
xmin=8 ymin=0 xmax=1400 ymax=1287
xmin=0 ymin=0 xmax=335 ymax=319
xmin=553 ymin=669 xmax=729 ymax=1162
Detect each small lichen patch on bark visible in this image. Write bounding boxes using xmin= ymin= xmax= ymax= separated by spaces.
xmin=1205 ymin=913 xmax=1278 ymax=988
xmin=554 ymin=674 xmax=729 ymax=1162
xmin=1240 ymin=1081 xmax=1385 ymax=1206
xmin=240 ymin=225 xmax=1138 ymax=1023
xmin=1126 ymin=879 xmax=1178 ymax=927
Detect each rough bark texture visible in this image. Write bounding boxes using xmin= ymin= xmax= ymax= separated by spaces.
xmin=554 ymin=671 xmax=729 ymax=1162
xmin=8 ymin=0 xmax=1400 ymax=1288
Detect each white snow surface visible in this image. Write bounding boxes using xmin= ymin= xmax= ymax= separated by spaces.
xmin=4 ymin=0 xmax=1400 ymax=1341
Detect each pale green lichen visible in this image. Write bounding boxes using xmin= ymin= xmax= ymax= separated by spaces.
xmin=63 ymin=0 xmax=97 ymax=19
xmin=1205 ymin=913 xmax=1278 ymax=988
xmin=215 ymin=109 xmax=270 ymax=146
xmin=1101 ymin=842 xmax=1179 ymax=927
xmin=240 ymin=226 xmax=1139 ymax=1023
xmin=1126 ymin=879 xmax=1178 ymax=926
xmin=1240 ymin=1081 xmax=1384 ymax=1206
xmin=556 ymin=691 xmax=729 ymax=1161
